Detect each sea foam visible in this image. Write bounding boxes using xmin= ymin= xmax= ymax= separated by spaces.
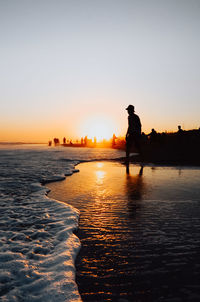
xmin=0 ymin=145 xmax=124 ymax=301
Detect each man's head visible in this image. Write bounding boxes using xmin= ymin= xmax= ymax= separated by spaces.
xmin=126 ymin=105 xmax=135 ymax=114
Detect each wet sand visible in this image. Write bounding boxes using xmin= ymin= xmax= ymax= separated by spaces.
xmin=47 ymin=162 xmax=200 ymax=301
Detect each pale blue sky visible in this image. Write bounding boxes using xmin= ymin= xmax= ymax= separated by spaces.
xmin=0 ymin=0 xmax=200 ymax=141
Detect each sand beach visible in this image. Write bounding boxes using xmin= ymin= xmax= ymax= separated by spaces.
xmin=47 ymin=161 xmax=200 ymax=301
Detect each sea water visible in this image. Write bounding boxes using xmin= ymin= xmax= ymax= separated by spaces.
xmin=0 ymin=145 xmax=124 ymax=302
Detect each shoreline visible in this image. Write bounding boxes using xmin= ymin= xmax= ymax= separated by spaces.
xmin=47 ymin=160 xmax=200 ymax=301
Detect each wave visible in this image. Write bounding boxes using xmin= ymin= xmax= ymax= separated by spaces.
xmin=0 ymin=182 xmax=81 ymax=301
xmin=0 ymin=147 xmax=124 ymax=301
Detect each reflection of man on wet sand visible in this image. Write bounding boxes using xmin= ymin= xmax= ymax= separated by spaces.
xmin=126 ymin=166 xmax=143 ymax=199
xmin=126 ymin=165 xmax=144 ymax=217
xmin=126 ymin=105 xmax=142 ymax=163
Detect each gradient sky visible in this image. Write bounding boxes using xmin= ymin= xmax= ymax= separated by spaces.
xmin=0 ymin=0 xmax=200 ymax=142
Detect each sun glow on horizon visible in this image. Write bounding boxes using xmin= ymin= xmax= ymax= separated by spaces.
xmin=80 ymin=116 xmax=116 ymax=142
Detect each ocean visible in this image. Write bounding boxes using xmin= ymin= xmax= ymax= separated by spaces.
xmin=0 ymin=145 xmax=124 ymax=302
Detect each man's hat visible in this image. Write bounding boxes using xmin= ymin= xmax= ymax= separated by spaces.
xmin=126 ymin=105 xmax=135 ymax=111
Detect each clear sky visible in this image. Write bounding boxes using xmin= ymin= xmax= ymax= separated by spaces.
xmin=0 ymin=0 xmax=200 ymax=142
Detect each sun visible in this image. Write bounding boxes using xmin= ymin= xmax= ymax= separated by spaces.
xmin=81 ymin=116 xmax=116 ymax=141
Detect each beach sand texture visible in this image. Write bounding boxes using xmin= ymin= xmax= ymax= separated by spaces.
xmin=48 ymin=162 xmax=200 ymax=301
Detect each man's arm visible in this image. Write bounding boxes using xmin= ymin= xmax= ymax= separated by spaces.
xmin=126 ymin=116 xmax=130 ymax=140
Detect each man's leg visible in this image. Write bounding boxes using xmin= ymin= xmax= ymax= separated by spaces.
xmin=134 ymin=135 xmax=143 ymax=160
xmin=126 ymin=137 xmax=131 ymax=163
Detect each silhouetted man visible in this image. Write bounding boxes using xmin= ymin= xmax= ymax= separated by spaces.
xmin=126 ymin=105 xmax=142 ymax=163
xmin=177 ymin=125 xmax=183 ymax=134
xmin=148 ymin=128 xmax=158 ymax=143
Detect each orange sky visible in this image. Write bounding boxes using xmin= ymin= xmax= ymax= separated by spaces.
xmin=1 ymin=1 xmax=200 ymax=143
xmin=1 ymin=105 xmax=199 ymax=143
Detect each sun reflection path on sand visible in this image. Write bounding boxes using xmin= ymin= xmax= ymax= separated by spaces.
xmin=47 ymin=161 xmax=200 ymax=302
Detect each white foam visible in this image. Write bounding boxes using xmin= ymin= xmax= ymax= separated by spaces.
xmin=0 ymin=146 xmax=124 ymax=301
xmin=0 ymin=191 xmax=81 ymax=301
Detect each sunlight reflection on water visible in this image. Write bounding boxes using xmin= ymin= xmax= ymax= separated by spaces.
xmin=48 ymin=162 xmax=200 ymax=301
xmin=95 ymin=170 xmax=106 ymax=185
